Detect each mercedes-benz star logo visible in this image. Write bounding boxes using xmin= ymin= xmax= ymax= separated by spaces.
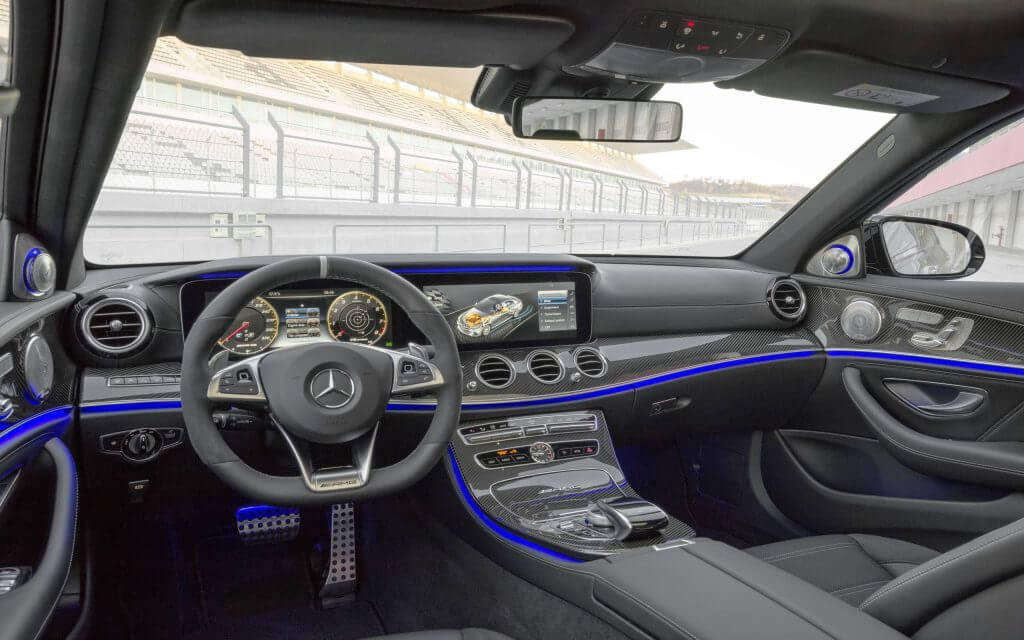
xmin=309 ymin=368 xmax=355 ymax=409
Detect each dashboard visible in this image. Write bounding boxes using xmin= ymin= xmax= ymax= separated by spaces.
xmin=180 ymin=271 xmax=592 ymax=357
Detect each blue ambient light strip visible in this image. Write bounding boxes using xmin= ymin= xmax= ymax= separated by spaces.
xmin=828 ymin=244 xmax=855 ymax=275
xmin=0 ymin=406 xmax=74 ymax=444
xmin=197 ymin=271 xmax=249 ymax=280
xmin=23 ymin=247 xmax=43 ymax=294
xmin=446 ymin=446 xmax=582 ymax=563
xmin=79 ymin=350 xmax=1024 ymax=416
xmin=388 ymin=350 xmax=822 ymax=411
xmin=827 ymin=349 xmax=1024 ymax=377
xmin=390 ymin=265 xmax=575 ymax=274
xmin=80 ymin=400 xmax=185 ymax=415
xmin=236 ymin=505 xmax=299 ymax=520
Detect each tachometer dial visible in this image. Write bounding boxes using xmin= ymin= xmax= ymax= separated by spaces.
xmin=217 ymin=296 xmax=279 ymax=355
xmin=327 ymin=291 xmax=389 ymax=345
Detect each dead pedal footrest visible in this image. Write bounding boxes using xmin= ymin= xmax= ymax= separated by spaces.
xmin=236 ymin=505 xmax=301 ymax=544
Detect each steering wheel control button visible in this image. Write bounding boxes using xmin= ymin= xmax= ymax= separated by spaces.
xmin=309 ymin=368 xmax=355 ymax=409
xmin=396 ymin=357 xmax=436 ymax=387
xmin=219 ymin=370 xmax=259 ymax=395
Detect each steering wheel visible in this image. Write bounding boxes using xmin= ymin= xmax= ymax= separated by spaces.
xmin=180 ymin=256 xmax=462 ymax=505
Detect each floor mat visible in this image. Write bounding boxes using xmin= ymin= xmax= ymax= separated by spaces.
xmin=188 ymin=537 xmax=383 ymax=640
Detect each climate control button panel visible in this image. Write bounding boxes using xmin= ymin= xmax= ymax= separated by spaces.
xmin=476 ymin=439 xmax=599 ymax=469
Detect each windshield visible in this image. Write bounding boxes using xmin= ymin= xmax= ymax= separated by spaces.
xmin=85 ymin=37 xmax=890 ymax=265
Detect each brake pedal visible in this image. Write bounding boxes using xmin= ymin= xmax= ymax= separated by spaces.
xmin=318 ymin=502 xmax=357 ymax=608
xmin=235 ymin=505 xmax=300 ymax=544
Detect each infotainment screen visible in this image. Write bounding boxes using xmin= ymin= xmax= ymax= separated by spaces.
xmin=423 ymin=282 xmax=580 ymax=345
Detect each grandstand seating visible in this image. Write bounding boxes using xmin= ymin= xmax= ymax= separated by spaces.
xmin=125 ymin=37 xmax=663 ymax=189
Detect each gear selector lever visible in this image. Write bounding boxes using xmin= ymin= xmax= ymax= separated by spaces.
xmin=585 ymin=497 xmax=669 ymax=541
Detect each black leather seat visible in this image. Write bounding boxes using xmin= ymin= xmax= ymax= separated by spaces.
xmin=363 ymin=630 xmax=514 ymax=640
xmin=746 ymin=533 xmax=940 ymax=606
xmin=748 ymin=521 xmax=1024 ymax=639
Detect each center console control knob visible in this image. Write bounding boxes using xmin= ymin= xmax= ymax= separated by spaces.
xmin=529 ymin=441 xmax=555 ymax=464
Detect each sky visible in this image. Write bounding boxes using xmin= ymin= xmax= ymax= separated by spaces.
xmin=638 ymin=83 xmax=892 ymax=188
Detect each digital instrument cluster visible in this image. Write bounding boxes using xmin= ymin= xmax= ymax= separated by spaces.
xmin=180 ymin=270 xmax=590 ymax=355
xmin=214 ymin=287 xmax=393 ymax=355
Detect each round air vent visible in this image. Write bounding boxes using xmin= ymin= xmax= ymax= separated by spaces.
xmin=80 ymin=297 xmax=152 ymax=356
xmin=474 ymin=354 xmax=515 ymax=389
xmin=573 ymin=347 xmax=607 ymax=378
xmin=527 ymin=350 xmax=564 ymax=384
xmin=768 ymin=279 xmax=807 ymax=321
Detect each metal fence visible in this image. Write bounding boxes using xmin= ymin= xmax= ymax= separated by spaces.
xmin=103 ymin=107 xmax=786 ymax=223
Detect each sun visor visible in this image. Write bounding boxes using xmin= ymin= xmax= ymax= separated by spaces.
xmin=719 ymin=49 xmax=1009 ymax=113
xmin=173 ymin=0 xmax=575 ymax=69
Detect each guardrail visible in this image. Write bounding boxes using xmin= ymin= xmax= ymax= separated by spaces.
xmin=102 ymin=107 xmax=786 ymax=230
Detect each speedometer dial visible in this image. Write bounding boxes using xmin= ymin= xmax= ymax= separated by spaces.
xmin=217 ymin=296 xmax=279 ymax=355
xmin=327 ymin=291 xmax=389 ymax=345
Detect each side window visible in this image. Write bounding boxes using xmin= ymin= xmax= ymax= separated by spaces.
xmin=877 ymin=118 xmax=1024 ymax=282
xmin=0 ymin=0 xmax=9 ymax=82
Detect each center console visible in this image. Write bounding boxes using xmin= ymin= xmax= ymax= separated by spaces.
xmin=587 ymin=541 xmax=905 ymax=640
xmin=447 ymin=410 xmax=695 ymax=559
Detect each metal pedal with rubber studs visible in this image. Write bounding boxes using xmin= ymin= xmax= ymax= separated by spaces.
xmin=235 ymin=505 xmax=300 ymax=544
xmin=318 ymin=502 xmax=357 ymax=608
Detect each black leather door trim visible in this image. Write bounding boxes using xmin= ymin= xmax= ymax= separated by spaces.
xmin=844 ymin=367 xmax=1024 ymax=490
xmin=0 ymin=438 xmax=78 ymax=640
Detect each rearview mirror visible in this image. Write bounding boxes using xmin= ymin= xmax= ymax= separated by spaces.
xmin=512 ymin=97 xmax=682 ymax=142
xmin=863 ymin=216 xmax=985 ymax=278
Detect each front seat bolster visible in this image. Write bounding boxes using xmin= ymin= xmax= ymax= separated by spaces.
xmin=746 ymin=534 xmax=937 ymax=605
xmin=860 ymin=517 xmax=1024 ymax=634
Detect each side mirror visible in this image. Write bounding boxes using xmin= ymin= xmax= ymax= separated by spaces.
xmin=511 ymin=97 xmax=682 ymax=142
xmin=863 ymin=215 xmax=985 ymax=278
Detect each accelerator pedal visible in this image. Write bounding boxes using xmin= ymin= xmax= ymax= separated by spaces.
xmin=318 ymin=502 xmax=357 ymax=608
xmin=235 ymin=505 xmax=301 ymax=545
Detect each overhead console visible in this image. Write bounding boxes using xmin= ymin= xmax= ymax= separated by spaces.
xmin=568 ymin=12 xmax=789 ymax=83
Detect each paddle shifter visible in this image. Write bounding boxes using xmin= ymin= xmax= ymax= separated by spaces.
xmin=584 ymin=497 xmax=670 ymax=541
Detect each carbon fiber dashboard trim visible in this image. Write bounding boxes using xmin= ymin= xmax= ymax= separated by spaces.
xmin=81 ymin=362 xmax=182 ymax=403
xmin=447 ymin=410 xmax=695 ymax=560
xmin=806 ymin=285 xmax=1024 ymax=370
xmin=460 ymin=330 xmax=819 ymax=400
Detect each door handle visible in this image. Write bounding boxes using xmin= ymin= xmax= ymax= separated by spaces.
xmin=910 ymin=317 xmax=973 ymax=351
xmin=883 ymin=379 xmax=986 ymax=416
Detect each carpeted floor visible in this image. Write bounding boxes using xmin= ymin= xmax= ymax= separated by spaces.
xmin=91 ymin=492 xmax=626 ymax=640
xmin=187 ymin=537 xmax=383 ymax=640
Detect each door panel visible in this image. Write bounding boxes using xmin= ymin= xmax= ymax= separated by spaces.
xmin=760 ymin=281 xmax=1024 ymax=544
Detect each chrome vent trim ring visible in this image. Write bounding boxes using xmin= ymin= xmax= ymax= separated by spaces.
xmin=573 ymin=347 xmax=608 ymax=378
xmin=526 ymin=349 xmax=565 ymax=384
xmin=474 ymin=354 xmax=516 ymax=389
xmin=768 ymin=279 xmax=807 ymax=321
xmin=80 ymin=297 xmax=152 ymax=355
